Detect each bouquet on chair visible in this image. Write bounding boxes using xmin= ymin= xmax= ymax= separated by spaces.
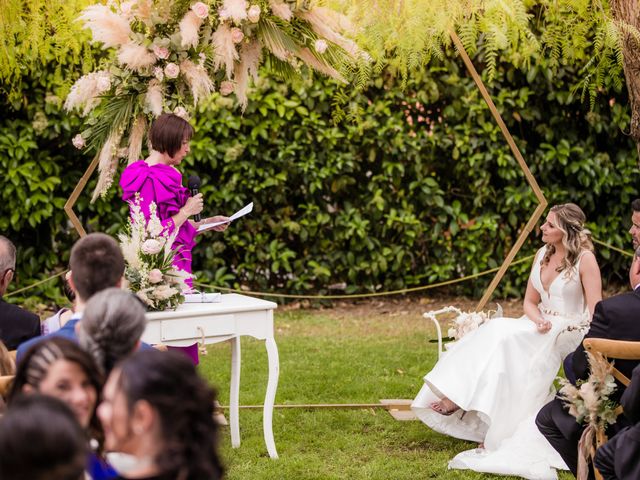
xmin=119 ymin=195 xmax=191 ymax=311
xmin=557 ymin=351 xmax=618 ymax=479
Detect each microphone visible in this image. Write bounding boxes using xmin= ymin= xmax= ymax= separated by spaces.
xmin=187 ymin=175 xmax=201 ymax=222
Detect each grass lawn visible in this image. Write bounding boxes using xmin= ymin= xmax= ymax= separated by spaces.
xmin=198 ymin=297 xmax=574 ymax=479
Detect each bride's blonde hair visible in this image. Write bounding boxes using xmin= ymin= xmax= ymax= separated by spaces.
xmin=541 ymin=203 xmax=593 ymax=273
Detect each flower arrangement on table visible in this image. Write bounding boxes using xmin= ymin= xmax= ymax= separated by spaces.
xmin=557 ymin=351 xmax=619 ymax=478
xmin=119 ymin=195 xmax=191 ymax=311
xmin=64 ymin=0 xmax=364 ymax=201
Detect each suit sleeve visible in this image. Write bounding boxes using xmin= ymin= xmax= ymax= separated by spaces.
xmin=622 ymin=364 xmax=640 ymax=424
xmin=572 ymin=300 xmax=610 ymax=382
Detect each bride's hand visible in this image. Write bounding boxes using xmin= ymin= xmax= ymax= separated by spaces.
xmin=534 ymin=318 xmax=552 ymax=334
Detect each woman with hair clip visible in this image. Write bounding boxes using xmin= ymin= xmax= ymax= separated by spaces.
xmin=411 ymin=203 xmax=603 ymax=479
xmin=98 ymin=349 xmax=224 ymax=480
xmin=9 ymin=337 xmax=116 ymax=480
xmin=119 ymin=113 xmax=229 ymax=290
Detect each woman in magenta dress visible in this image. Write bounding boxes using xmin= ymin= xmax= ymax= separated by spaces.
xmin=120 ymin=113 xmax=228 ymax=290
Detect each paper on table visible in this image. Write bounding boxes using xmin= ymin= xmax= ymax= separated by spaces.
xmin=197 ymin=202 xmax=253 ymax=232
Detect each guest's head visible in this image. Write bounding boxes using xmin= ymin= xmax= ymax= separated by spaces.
xmin=0 ymin=235 xmax=16 ymax=296
xmin=68 ymin=233 xmax=124 ymax=306
xmin=79 ymin=287 xmax=147 ymax=375
xmin=9 ymin=338 xmax=103 ymax=436
xmin=541 ymin=203 xmax=593 ymax=270
xmin=630 ymin=199 xmax=640 ymax=249
xmin=149 ymin=113 xmax=194 ymax=163
xmin=630 ymin=247 xmax=640 ymax=290
xmin=0 ymin=394 xmax=88 ymax=480
xmin=99 ymin=350 xmax=224 ymax=479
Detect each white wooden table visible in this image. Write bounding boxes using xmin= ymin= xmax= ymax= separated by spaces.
xmin=143 ymin=293 xmax=279 ymax=458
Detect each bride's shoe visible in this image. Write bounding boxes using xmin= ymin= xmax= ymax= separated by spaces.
xmin=430 ymin=397 xmax=460 ymax=416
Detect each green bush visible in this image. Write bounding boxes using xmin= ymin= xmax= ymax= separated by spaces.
xmin=1 ymin=48 xmax=637 ymax=306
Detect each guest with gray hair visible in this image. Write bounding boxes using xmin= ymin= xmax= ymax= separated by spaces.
xmin=78 ymin=288 xmax=148 ymax=375
xmin=0 ymin=235 xmax=40 ymax=350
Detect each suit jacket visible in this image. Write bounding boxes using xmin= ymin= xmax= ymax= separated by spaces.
xmin=621 ymin=364 xmax=640 ymax=424
xmin=572 ymin=289 xmax=640 ymax=402
xmin=0 ymin=298 xmax=40 ymax=351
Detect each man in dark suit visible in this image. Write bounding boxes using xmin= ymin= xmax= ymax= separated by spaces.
xmin=536 ymin=252 xmax=640 ymax=478
xmin=0 ymin=236 xmax=40 ymax=350
xmin=594 ymin=364 xmax=640 ymax=479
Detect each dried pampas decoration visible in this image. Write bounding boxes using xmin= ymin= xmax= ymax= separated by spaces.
xmin=234 ymin=40 xmax=262 ymax=110
xmin=180 ymin=60 xmax=215 ymax=105
xmin=127 ymin=116 xmax=147 ymax=165
xmin=298 ymin=8 xmax=360 ymax=58
xmin=145 ymin=81 xmax=164 ymax=116
xmin=64 ymin=71 xmax=111 ymax=116
xmin=297 ymin=48 xmax=346 ymax=83
xmin=269 ymin=0 xmax=292 ymax=21
xmin=92 ymin=130 xmax=122 ymax=201
xmin=212 ymin=23 xmax=240 ymax=78
xmin=179 ymin=11 xmax=203 ymax=48
xmin=223 ymin=0 xmax=248 ymax=22
xmin=118 ymin=43 xmax=156 ymax=70
xmin=78 ymin=5 xmax=132 ymax=49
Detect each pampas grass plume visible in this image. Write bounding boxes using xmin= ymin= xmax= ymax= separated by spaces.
xmin=180 ymin=60 xmax=215 ymax=105
xmin=223 ymin=0 xmax=248 ymax=22
xmin=212 ymin=23 xmax=239 ymax=79
xmin=92 ymin=131 xmax=122 ymax=202
xmin=269 ymin=0 xmax=292 ymax=21
xmin=79 ymin=5 xmax=132 ymax=49
xmin=297 ymin=47 xmax=346 ymax=83
xmin=145 ymin=81 xmax=164 ymax=117
xmin=118 ymin=42 xmax=156 ymax=70
xmin=179 ymin=10 xmax=203 ymax=48
xmin=128 ymin=115 xmax=147 ymax=165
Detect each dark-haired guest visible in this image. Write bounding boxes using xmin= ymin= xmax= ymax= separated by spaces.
xmin=0 ymin=394 xmax=88 ymax=480
xmin=99 ymin=349 xmax=224 ymax=480
xmin=0 ymin=235 xmax=40 ymax=350
xmin=9 ymin=337 xmax=116 ymax=480
xmin=17 ymin=232 xmax=125 ymax=361
xmin=79 ymin=287 xmax=148 ymax=376
xmin=594 ymin=364 xmax=640 ymax=479
xmin=119 ymin=113 xmax=228 ymax=290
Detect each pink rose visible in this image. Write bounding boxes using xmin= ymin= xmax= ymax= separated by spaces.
xmin=314 ymin=39 xmax=328 ymax=54
xmin=72 ymin=134 xmax=85 ymax=149
xmin=164 ymin=63 xmax=180 ymax=79
xmin=153 ymin=45 xmax=170 ymax=60
xmin=247 ymin=5 xmax=261 ymax=23
xmin=219 ymin=81 xmax=235 ymax=96
xmin=191 ymin=2 xmax=209 ymax=19
xmin=141 ymin=239 xmax=163 ymax=254
xmin=231 ymin=28 xmax=244 ymax=44
xmin=148 ymin=268 xmax=164 ymax=284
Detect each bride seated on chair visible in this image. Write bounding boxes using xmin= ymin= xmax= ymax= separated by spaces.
xmin=412 ymin=203 xmax=602 ymax=480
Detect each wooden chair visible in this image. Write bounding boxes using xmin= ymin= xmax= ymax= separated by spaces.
xmin=582 ymin=338 xmax=640 ymax=480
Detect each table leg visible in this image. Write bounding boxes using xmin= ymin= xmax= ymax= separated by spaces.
xmin=230 ymin=336 xmax=241 ymax=448
xmin=264 ymin=337 xmax=279 ymax=459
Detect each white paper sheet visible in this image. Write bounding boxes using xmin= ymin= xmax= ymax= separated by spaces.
xmin=197 ymin=202 xmax=253 ymax=232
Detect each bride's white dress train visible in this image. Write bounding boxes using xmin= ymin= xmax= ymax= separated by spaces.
xmin=412 ymin=248 xmax=589 ymax=479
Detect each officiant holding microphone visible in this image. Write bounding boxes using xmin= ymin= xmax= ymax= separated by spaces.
xmin=120 ymin=113 xmax=229 ymax=289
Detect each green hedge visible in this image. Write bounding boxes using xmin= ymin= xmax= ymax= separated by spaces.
xmin=1 ymin=49 xmax=638 ymax=306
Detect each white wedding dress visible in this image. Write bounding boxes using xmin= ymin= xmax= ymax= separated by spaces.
xmin=412 ymin=247 xmax=589 ymax=479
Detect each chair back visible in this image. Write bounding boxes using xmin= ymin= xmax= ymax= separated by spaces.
xmin=0 ymin=375 xmax=13 ymax=398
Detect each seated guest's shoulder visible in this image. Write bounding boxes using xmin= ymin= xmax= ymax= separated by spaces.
xmin=0 ymin=299 xmax=40 ymax=350
xmin=0 ymin=299 xmax=39 ymax=323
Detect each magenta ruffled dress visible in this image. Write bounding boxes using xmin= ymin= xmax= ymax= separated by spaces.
xmin=120 ymin=161 xmax=200 ymax=364
xmin=120 ymin=160 xmax=197 ymax=287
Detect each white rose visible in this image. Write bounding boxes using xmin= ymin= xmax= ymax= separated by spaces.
xmin=191 ymin=2 xmax=209 ymax=19
xmin=153 ymin=45 xmax=170 ymax=60
xmin=230 ymin=28 xmax=244 ymax=44
xmin=247 ymin=5 xmax=261 ymax=23
xmin=141 ymin=239 xmax=163 ymax=254
xmin=314 ymin=39 xmax=328 ymax=54
xmin=173 ymin=106 xmax=189 ymax=119
xmin=164 ymin=63 xmax=180 ymax=79
xmin=219 ymin=81 xmax=234 ymax=96
xmin=96 ymin=74 xmax=111 ymax=92
xmin=153 ymin=66 xmax=164 ymax=81
xmin=148 ymin=268 xmax=164 ymax=284
xmin=72 ymin=134 xmax=85 ymax=149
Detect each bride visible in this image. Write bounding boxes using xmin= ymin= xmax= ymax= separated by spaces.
xmin=412 ymin=203 xmax=602 ymax=479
